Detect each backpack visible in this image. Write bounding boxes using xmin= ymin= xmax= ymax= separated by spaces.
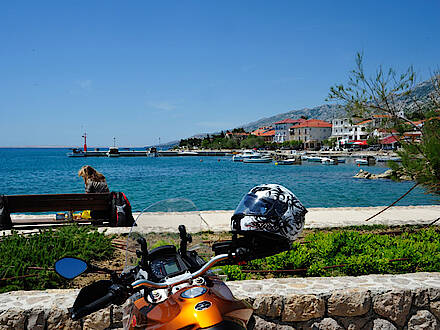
xmin=0 ymin=195 xmax=12 ymax=230
xmin=110 ymin=192 xmax=135 ymax=227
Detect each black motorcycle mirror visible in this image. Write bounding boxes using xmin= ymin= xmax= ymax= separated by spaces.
xmin=55 ymin=257 xmax=117 ymax=280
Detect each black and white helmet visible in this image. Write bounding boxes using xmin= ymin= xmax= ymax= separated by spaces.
xmin=231 ymin=184 xmax=307 ymax=244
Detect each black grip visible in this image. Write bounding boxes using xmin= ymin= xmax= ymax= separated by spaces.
xmin=71 ymin=291 xmax=117 ymax=320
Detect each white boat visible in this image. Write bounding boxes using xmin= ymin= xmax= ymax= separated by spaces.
xmin=376 ymin=156 xmax=401 ymax=162
xmin=275 ymin=158 xmax=300 ymax=165
xmin=178 ymin=151 xmax=199 ymax=156
xmin=232 ymin=150 xmax=262 ymax=162
xmin=107 ymin=147 xmax=120 ymax=157
xmin=337 ymin=158 xmax=346 ymax=163
xmin=321 ymin=157 xmax=337 ymax=165
xmin=355 ymin=158 xmax=368 ymax=165
xmin=243 ymin=157 xmax=272 ymax=163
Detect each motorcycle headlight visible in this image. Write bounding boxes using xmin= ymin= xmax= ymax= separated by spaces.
xmin=180 ymin=286 xmax=207 ymax=299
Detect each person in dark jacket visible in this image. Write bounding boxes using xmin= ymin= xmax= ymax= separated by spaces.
xmin=78 ymin=165 xmax=109 ymax=220
xmin=78 ymin=165 xmax=109 ymax=193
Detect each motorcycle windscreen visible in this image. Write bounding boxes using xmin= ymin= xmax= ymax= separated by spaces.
xmin=124 ymin=198 xmax=202 ymax=272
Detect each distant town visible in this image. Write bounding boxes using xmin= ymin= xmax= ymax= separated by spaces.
xmin=178 ymin=111 xmax=429 ymax=152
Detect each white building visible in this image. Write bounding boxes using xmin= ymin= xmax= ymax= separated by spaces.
xmin=274 ymin=118 xmax=305 ymax=143
xmin=289 ymin=119 xmax=332 ymax=149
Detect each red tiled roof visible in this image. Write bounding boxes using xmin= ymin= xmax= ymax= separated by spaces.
xmin=274 ymin=118 xmax=305 ymax=125
xmin=252 ymin=126 xmax=274 ymax=136
xmin=260 ymin=129 xmax=275 ymax=136
xmin=291 ymin=119 xmax=332 ymax=128
xmin=380 ymin=135 xmax=399 ymax=144
xmin=356 ymin=119 xmax=373 ymax=126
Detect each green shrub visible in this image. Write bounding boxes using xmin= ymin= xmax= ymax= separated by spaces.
xmin=0 ymin=225 xmax=114 ymax=293
xmin=222 ymin=228 xmax=440 ymax=280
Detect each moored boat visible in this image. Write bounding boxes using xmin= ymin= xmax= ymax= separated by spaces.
xmin=243 ymin=157 xmax=272 ymax=163
xmin=275 ymin=158 xmax=300 ymax=165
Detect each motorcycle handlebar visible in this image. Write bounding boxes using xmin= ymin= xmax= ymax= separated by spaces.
xmin=71 ymin=291 xmax=117 ymax=320
xmin=131 ymin=253 xmax=233 ymax=289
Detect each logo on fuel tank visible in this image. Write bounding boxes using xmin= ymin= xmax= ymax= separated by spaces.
xmin=194 ymin=300 xmax=212 ymax=311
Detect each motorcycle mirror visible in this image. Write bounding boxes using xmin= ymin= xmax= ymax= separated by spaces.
xmin=54 ymin=257 xmax=88 ymax=279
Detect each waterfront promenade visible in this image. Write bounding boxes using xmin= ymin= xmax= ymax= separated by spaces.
xmin=5 ymin=205 xmax=440 ymax=235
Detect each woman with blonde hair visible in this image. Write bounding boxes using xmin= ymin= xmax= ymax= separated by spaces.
xmin=78 ymin=165 xmax=109 ymax=193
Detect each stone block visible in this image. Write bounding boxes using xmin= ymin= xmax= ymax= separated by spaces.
xmin=253 ymin=295 xmax=283 ymax=318
xmin=311 ymin=318 xmax=344 ymax=330
xmin=46 ymin=309 xmax=81 ymax=330
xmin=407 ymin=310 xmax=439 ymax=330
xmin=83 ymin=308 xmax=111 ymax=330
xmin=338 ymin=316 xmax=370 ymax=330
xmin=281 ymin=294 xmax=324 ymax=322
xmin=328 ymin=289 xmax=371 ymax=317
xmin=0 ymin=309 xmax=27 ymax=330
xmin=429 ymin=288 xmax=440 ymax=301
xmin=253 ymin=315 xmax=294 ymax=330
xmin=372 ymin=318 xmax=397 ymax=330
xmin=413 ymin=288 xmax=429 ymax=308
xmin=429 ymin=300 xmax=440 ymax=321
xmin=27 ymin=309 xmax=46 ymax=330
xmin=372 ymin=290 xmax=412 ymax=327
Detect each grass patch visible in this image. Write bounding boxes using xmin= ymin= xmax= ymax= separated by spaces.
xmin=0 ymin=225 xmax=114 ymax=293
xmin=221 ymin=227 xmax=440 ymax=280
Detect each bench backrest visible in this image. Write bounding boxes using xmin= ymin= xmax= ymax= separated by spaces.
xmin=7 ymin=193 xmax=111 ymax=213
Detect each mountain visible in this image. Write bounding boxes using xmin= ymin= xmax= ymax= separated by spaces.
xmin=240 ymin=104 xmax=344 ymax=132
xmin=239 ymin=77 xmax=438 ymax=132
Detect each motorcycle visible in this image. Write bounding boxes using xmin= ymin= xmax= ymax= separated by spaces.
xmin=55 ymin=198 xmax=262 ymax=329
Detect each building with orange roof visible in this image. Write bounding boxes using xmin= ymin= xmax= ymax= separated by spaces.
xmin=289 ymin=119 xmax=332 ymax=149
xmin=259 ymin=129 xmax=275 ymax=142
xmin=274 ymin=118 xmax=305 ymax=143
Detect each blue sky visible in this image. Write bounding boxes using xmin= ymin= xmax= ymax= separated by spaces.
xmin=0 ymin=1 xmax=439 ymax=147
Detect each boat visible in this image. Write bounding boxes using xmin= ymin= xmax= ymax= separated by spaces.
xmin=337 ymin=158 xmax=346 ymax=163
xmin=355 ymin=158 xmax=368 ymax=165
xmin=275 ymin=158 xmax=300 ymax=165
xmin=321 ymin=157 xmax=337 ymax=165
xmin=232 ymin=150 xmax=262 ymax=162
xmin=243 ymin=157 xmax=272 ymax=163
xmin=178 ymin=151 xmax=199 ymax=156
xmin=307 ymin=156 xmax=324 ymax=162
xmin=67 ymin=148 xmax=85 ymax=157
xmin=107 ymin=147 xmax=120 ymax=157
xmin=376 ymin=156 xmax=402 ymax=162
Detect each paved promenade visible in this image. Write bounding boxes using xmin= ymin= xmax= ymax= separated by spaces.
xmin=5 ymin=205 xmax=439 ymax=236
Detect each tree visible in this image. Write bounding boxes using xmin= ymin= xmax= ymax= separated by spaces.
xmin=328 ymin=52 xmax=440 ymax=195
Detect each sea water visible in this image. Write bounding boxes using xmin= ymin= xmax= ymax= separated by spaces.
xmin=0 ymin=148 xmax=436 ymax=211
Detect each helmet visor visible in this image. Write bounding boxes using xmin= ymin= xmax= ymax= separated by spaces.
xmin=233 ymin=193 xmax=274 ymax=216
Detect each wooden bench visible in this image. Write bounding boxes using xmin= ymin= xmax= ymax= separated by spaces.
xmin=1 ymin=193 xmax=113 ymax=229
xmin=7 ymin=193 xmax=111 ymax=213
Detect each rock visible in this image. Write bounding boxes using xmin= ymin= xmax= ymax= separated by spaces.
xmin=27 ymin=309 xmax=46 ymax=330
xmin=253 ymin=295 xmax=283 ymax=318
xmin=253 ymin=315 xmax=294 ymax=330
xmin=374 ymin=169 xmax=394 ymax=179
xmin=46 ymin=309 xmax=81 ymax=330
xmin=281 ymin=294 xmax=325 ymax=322
xmin=429 ymin=288 xmax=440 ymax=301
xmin=83 ymin=308 xmax=112 ymax=330
xmin=0 ymin=309 xmax=27 ymax=330
xmin=311 ymin=318 xmax=344 ymax=330
xmin=328 ymin=289 xmax=371 ymax=316
xmin=430 ymin=300 xmax=440 ymax=320
xmin=353 ymin=169 xmax=372 ymax=179
xmin=407 ymin=310 xmax=439 ymax=329
xmin=338 ymin=316 xmax=370 ymax=330
xmin=372 ymin=318 xmax=397 ymax=330
xmin=413 ymin=288 xmax=429 ymax=308
xmin=372 ymin=290 xmax=412 ymax=327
